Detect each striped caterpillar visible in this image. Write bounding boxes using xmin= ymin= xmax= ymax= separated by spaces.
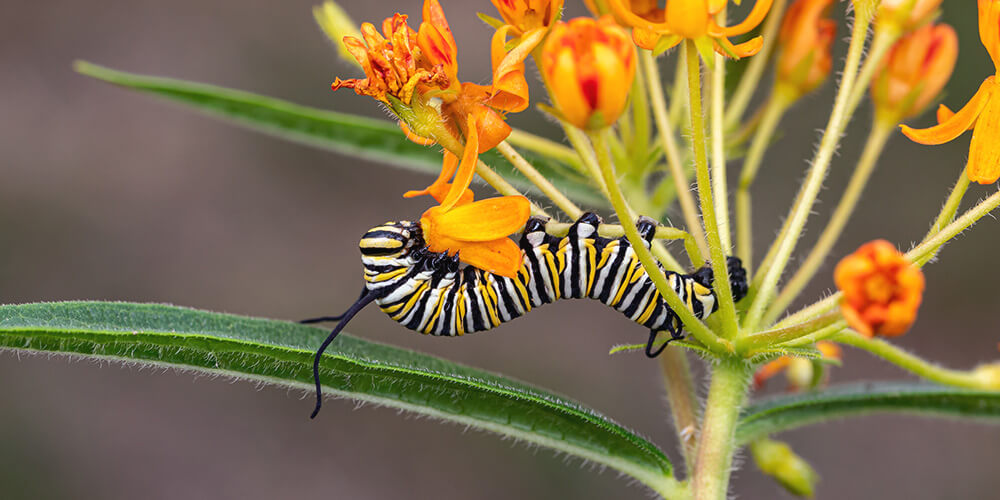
xmin=304 ymin=212 xmax=748 ymax=417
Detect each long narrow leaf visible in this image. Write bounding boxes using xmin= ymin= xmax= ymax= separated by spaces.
xmin=0 ymin=301 xmax=677 ymax=495
xmin=74 ymin=61 xmax=604 ymax=208
xmin=737 ymin=382 xmax=1000 ymax=444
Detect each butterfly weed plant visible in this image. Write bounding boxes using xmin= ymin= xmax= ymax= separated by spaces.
xmin=5 ymin=0 xmax=1000 ymax=498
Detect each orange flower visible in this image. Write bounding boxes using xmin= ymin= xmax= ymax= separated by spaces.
xmin=540 ymin=17 xmax=637 ymax=129
xmin=871 ymin=23 xmax=957 ymax=122
xmin=416 ymin=129 xmax=530 ymax=277
xmin=584 ymin=0 xmax=663 ymax=23
xmin=834 ymin=240 xmax=925 ymax=337
xmin=900 ymin=0 xmax=1000 ymax=185
xmin=878 ymin=0 xmax=942 ymax=34
xmin=333 ymin=0 xmax=530 ymax=198
xmin=775 ymin=0 xmax=836 ymax=99
xmin=492 ymin=0 xmax=562 ymax=34
xmin=607 ymin=0 xmax=772 ymax=59
xmin=487 ymin=0 xmax=563 ymax=117
xmin=754 ymin=342 xmax=842 ymax=390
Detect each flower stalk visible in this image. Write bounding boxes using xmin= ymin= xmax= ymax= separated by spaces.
xmin=693 ymin=358 xmax=751 ymax=500
xmin=686 ymin=40 xmax=740 ymax=340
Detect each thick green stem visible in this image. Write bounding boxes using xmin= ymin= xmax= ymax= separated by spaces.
xmin=686 ymin=40 xmax=739 ymax=340
xmin=592 ymin=129 xmax=731 ymax=354
xmin=743 ymin=10 xmax=874 ymax=332
xmin=643 ymin=49 xmax=709 ymax=255
xmin=764 ymin=122 xmax=894 ymax=326
xmin=834 ymin=330 xmax=1000 ymax=390
xmin=692 ymin=358 xmax=751 ymax=500
xmin=736 ymin=91 xmax=792 ymax=270
xmin=845 ymin=29 xmax=900 ymax=119
xmin=496 ymin=141 xmax=583 ymax=220
xmin=724 ymin=0 xmax=789 ymax=128
xmin=739 ymin=311 xmax=842 ymax=351
xmin=658 ymin=348 xmax=701 ymax=473
xmin=506 ymin=128 xmax=586 ymax=174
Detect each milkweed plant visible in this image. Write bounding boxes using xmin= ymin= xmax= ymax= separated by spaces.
xmin=5 ymin=0 xmax=1000 ymax=498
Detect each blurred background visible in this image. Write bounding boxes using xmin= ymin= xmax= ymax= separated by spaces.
xmin=1 ymin=1 xmax=998 ymax=498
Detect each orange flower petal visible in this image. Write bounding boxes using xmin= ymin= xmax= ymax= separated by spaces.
xmin=967 ymin=90 xmax=1000 ymax=184
xmin=425 ymin=196 xmax=530 ymax=242
xmin=607 ymin=0 xmax=671 ymax=32
xmin=452 ymin=237 xmax=525 ymax=278
xmin=901 ymin=77 xmax=995 ymax=145
xmin=403 ymin=152 xmax=473 ymax=205
xmin=981 ymin=0 xmax=1000 ymax=71
xmin=716 ymin=0 xmax=774 ymax=37
xmin=440 ymin=114 xmax=481 ymax=211
xmin=489 ymin=26 xmax=545 ymax=113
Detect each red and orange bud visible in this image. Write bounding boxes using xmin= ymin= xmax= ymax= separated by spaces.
xmin=834 ymin=240 xmax=925 ymax=338
xmin=540 ymin=17 xmax=636 ymax=130
xmin=492 ymin=0 xmax=563 ymax=35
xmin=871 ymin=23 xmax=957 ymax=123
xmin=775 ymin=0 xmax=836 ymax=99
xmin=877 ymin=0 xmax=942 ymax=34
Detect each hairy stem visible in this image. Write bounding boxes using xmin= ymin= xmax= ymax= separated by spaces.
xmin=845 ymin=29 xmax=900 ymax=118
xmin=710 ymin=48 xmax=732 ymax=251
xmin=659 ymin=347 xmax=701 ymax=474
xmin=724 ymin=0 xmax=789 ymax=128
xmin=497 ymin=141 xmax=583 ymax=219
xmin=693 ymin=358 xmax=751 ymax=500
xmin=740 ymin=311 xmax=842 ymax=351
xmin=592 ymin=128 xmax=731 ymax=354
xmin=764 ymin=121 xmax=894 ymax=326
xmin=743 ymin=9 xmax=874 ymax=332
xmin=686 ymin=40 xmax=739 ymax=340
xmin=643 ymin=49 xmax=709 ymax=254
xmin=506 ymin=128 xmax=586 ymax=174
xmin=834 ymin=330 xmax=1000 ymax=390
xmin=914 ymin=171 xmax=971 ymax=267
xmin=735 ymin=91 xmax=792 ymax=270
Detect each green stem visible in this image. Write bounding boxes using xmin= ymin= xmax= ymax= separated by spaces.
xmin=763 ymin=121 xmax=894 ymax=326
xmin=506 ymin=128 xmax=586 ymax=174
xmin=742 ymin=9 xmax=874 ymax=333
xmin=739 ymin=311 xmax=842 ymax=351
xmin=845 ymin=29 xmax=900 ymax=119
xmin=735 ymin=91 xmax=792 ymax=270
xmin=834 ymin=330 xmax=1000 ymax=390
xmin=669 ymin=53 xmax=689 ymax=128
xmin=710 ymin=48 xmax=732 ymax=251
xmin=545 ymin=220 xmax=703 ymax=265
xmin=774 ymin=320 xmax=847 ymax=348
xmin=915 ymin=171 xmax=971 ymax=267
xmin=658 ymin=348 xmax=701 ymax=474
xmin=907 ymin=187 xmax=1000 ymax=266
xmin=692 ymin=358 xmax=751 ymax=500
xmin=567 ymin=123 xmax=688 ymax=271
xmin=686 ymin=40 xmax=739 ymax=340
xmin=631 ymin=63 xmax=653 ymax=175
xmin=642 ymin=49 xmax=709 ymax=255
xmin=724 ymin=0 xmax=789 ymax=128
xmin=496 ymin=141 xmax=583 ymax=220
xmin=592 ymin=128 xmax=731 ymax=355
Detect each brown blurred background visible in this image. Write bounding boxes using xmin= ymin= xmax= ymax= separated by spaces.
xmin=1 ymin=1 xmax=998 ymax=498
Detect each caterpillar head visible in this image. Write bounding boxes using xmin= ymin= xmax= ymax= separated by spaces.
xmin=359 ymin=221 xmax=424 ymax=259
xmin=689 ymin=257 xmax=750 ymax=303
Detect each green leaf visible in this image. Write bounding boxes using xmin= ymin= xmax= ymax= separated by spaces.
xmin=737 ymin=382 xmax=1000 ymax=444
xmin=73 ymin=61 xmax=604 ymax=209
xmin=0 ymin=301 xmax=678 ymax=495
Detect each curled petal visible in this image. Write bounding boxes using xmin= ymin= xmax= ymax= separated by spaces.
xmin=404 ymin=152 xmax=474 ymax=205
xmin=426 ymin=233 xmax=525 ymax=278
xmin=715 ymin=0 xmax=774 ymax=37
xmin=440 ymin=115 xmax=481 ymax=211
xmin=901 ymin=77 xmax=995 ymax=145
xmin=632 ymin=27 xmax=662 ymax=50
xmin=716 ymin=35 xmax=763 ymax=59
xmin=967 ymin=91 xmax=1000 ymax=184
xmin=489 ymin=26 xmax=546 ymax=113
xmin=607 ymin=0 xmax=671 ymax=32
xmin=981 ymin=0 xmax=1000 ymax=71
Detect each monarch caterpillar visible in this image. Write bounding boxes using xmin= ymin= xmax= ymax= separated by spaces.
xmin=304 ymin=212 xmax=748 ymax=418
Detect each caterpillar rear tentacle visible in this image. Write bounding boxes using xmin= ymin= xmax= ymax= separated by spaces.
xmin=306 ymin=212 xmax=749 ymax=417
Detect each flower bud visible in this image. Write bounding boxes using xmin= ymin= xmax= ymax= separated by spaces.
xmin=750 ymin=439 xmax=819 ymax=498
xmin=877 ymin=0 xmax=942 ymax=35
xmin=775 ymin=0 xmax=836 ymax=99
xmin=540 ymin=17 xmax=636 ymax=130
xmin=834 ymin=240 xmax=925 ymax=338
xmin=871 ymin=23 xmax=958 ymax=123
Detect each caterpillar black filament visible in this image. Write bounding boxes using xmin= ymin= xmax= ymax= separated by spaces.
xmin=304 ymin=212 xmax=749 ymax=418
